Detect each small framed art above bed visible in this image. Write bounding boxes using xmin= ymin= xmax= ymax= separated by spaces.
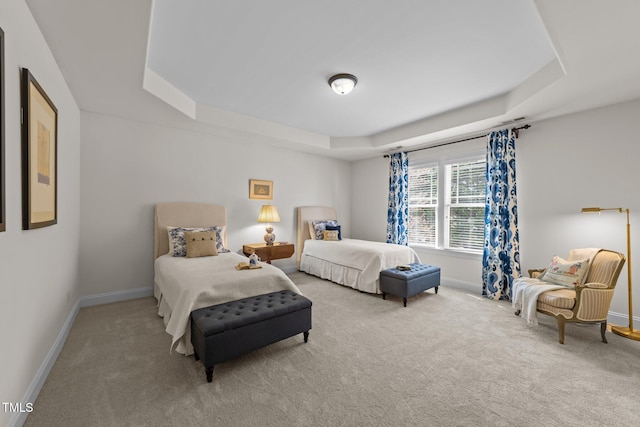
xmin=296 ymin=206 xmax=420 ymax=294
xmin=154 ymin=202 xmax=302 ymax=355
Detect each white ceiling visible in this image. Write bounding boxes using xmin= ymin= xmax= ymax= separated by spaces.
xmin=25 ymin=0 xmax=640 ymax=160
xmin=147 ymin=0 xmax=554 ymax=137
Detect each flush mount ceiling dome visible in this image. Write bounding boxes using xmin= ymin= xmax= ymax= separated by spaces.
xmin=328 ymin=73 xmax=358 ymax=95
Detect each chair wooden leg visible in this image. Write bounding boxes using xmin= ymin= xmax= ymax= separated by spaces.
xmin=556 ymin=316 xmax=566 ymax=344
xmin=601 ymin=321 xmax=608 ymax=344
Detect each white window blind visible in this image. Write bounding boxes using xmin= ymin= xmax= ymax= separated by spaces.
xmin=445 ymin=159 xmax=486 ymax=251
xmin=408 ymin=165 xmax=438 ymax=246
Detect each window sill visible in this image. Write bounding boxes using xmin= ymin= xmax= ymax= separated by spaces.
xmin=409 ymin=244 xmax=482 ymax=261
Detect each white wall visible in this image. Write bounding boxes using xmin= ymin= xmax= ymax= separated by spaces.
xmin=0 ymin=1 xmax=81 ymax=426
xmin=79 ymin=111 xmax=352 ymax=297
xmin=516 ymin=99 xmax=640 ymax=324
xmin=352 ymin=98 xmax=640 ymax=324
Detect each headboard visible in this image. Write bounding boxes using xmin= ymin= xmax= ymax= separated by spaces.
xmin=154 ymin=202 xmax=228 ymax=259
xmin=296 ymin=206 xmax=337 ymax=268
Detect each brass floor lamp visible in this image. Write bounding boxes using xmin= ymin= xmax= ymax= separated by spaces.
xmin=582 ymin=207 xmax=640 ymax=340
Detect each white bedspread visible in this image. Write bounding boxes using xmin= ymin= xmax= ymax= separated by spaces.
xmin=300 ymin=238 xmax=420 ymax=293
xmin=154 ymin=252 xmax=301 ymax=355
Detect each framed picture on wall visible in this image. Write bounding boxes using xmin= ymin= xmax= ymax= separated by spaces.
xmin=21 ymin=68 xmax=58 ymax=230
xmin=0 ymin=27 xmax=5 ymax=232
xmin=249 ymin=179 xmax=273 ymax=200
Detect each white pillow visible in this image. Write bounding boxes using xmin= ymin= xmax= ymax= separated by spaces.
xmin=540 ymin=256 xmax=590 ymax=288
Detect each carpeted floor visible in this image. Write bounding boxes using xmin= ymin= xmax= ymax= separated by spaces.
xmin=24 ymin=272 xmax=640 ymax=426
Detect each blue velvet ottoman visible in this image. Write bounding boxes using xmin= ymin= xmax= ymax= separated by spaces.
xmin=380 ymin=264 xmax=441 ymax=307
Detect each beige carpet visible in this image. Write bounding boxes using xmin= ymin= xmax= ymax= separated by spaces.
xmin=24 ymin=272 xmax=640 ymax=427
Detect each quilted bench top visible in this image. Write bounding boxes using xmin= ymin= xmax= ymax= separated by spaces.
xmin=380 ymin=263 xmax=441 ymax=280
xmin=191 ymin=290 xmax=312 ymax=337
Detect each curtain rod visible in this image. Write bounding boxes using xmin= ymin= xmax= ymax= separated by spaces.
xmin=383 ymin=124 xmax=531 ymax=158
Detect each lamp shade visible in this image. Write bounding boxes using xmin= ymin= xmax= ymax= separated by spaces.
xmin=258 ymin=205 xmax=280 ymax=223
xmin=328 ymin=73 xmax=357 ymax=95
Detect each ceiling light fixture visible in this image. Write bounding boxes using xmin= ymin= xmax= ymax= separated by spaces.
xmin=328 ymin=73 xmax=358 ymax=95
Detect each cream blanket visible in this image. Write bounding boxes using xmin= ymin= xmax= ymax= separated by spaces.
xmin=154 ymin=252 xmax=301 ymax=355
xmin=300 ymin=238 xmax=420 ymax=293
xmin=512 ymin=279 xmax=564 ymax=325
xmin=512 ymin=248 xmax=601 ymax=325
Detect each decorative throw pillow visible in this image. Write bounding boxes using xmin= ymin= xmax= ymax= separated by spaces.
xmin=310 ymin=220 xmax=339 ymax=240
xmin=167 ymin=226 xmax=229 ymax=257
xmin=325 ymin=224 xmax=342 ymax=240
xmin=184 ymin=231 xmax=218 ymax=258
xmin=540 ymin=256 xmax=590 ymax=288
xmin=322 ymin=230 xmax=340 ymax=241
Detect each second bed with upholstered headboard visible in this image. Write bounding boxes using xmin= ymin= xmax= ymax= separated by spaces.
xmin=296 ymin=206 xmax=420 ymax=294
xmin=153 ymin=202 xmax=302 ymax=355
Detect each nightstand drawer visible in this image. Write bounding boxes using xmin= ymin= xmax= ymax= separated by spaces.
xmin=243 ymin=243 xmax=294 ymax=264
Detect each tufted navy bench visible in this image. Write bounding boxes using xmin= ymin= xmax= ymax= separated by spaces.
xmin=380 ymin=264 xmax=441 ymax=307
xmin=190 ymin=290 xmax=312 ymax=382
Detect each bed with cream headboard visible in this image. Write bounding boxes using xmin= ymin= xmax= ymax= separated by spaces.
xmin=154 ymin=202 xmax=301 ymax=355
xmin=297 ymin=206 xmax=420 ymax=294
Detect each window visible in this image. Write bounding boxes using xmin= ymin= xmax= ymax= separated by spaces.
xmin=445 ymin=159 xmax=486 ymax=251
xmin=408 ymin=165 xmax=438 ymax=246
xmin=409 ymin=157 xmax=486 ymax=253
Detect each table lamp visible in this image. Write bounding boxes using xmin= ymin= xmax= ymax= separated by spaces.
xmin=258 ymin=205 xmax=280 ymax=246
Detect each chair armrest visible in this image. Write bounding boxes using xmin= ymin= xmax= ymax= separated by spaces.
xmin=528 ymin=268 xmax=546 ymax=279
xmin=574 ymin=284 xmax=615 ymax=320
xmin=578 ymin=282 xmax=609 ymax=289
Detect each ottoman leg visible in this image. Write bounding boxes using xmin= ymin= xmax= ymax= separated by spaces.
xmin=205 ymin=366 xmax=214 ymax=383
xmin=403 ymin=297 xmax=407 ymax=307
xmin=382 ymin=292 xmax=386 ymax=300
xmin=435 ymin=286 xmax=439 ymax=294
xmin=304 ymin=331 xmax=309 ymax=343
xmin=194 ymin=351 xmax=200 ymax=361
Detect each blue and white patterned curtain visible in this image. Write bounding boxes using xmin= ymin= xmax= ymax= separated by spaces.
xmin=386 ymin=152 xmax=409 ymax=245
xmin=482 ymin=129 xmax=521 ymax=300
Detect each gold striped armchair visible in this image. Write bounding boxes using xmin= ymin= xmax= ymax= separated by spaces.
xmin=525 ymin=249 xmax=625 ymax=344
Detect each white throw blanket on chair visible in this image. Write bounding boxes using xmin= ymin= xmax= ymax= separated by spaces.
xmin=512 ymin=248 xmax=601 ymax=326
xmin=512 ymin=279 xmax=564 ymax=325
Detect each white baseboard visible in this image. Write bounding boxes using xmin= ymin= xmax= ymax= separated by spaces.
xmin=79 ymin=286 xmax=154 ymax=308
xmin=607 ymin=310 xmax=639 ymax=327
xmin=10 ymin=300 xmax=80 ymax=427
xmin=442 ymin=277 xmax=481 ymax=294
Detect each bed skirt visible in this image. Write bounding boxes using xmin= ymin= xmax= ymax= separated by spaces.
xmin=300 ymin=254 xmax=380 ymax=294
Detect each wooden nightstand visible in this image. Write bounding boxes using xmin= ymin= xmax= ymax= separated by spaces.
xmin=242 ymin=242 xmax=295 ymax=264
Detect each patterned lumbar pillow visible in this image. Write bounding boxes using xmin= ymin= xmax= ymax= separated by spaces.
xmin=322 ymin=230 xmax=340 ymax=241
xmin=540 ymin=256 xmax=589 ymax=288
xmin=325 ymin=224 xmax=342 ymax=240
xmin=184 ymin=231 xmax=218 ymax=258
